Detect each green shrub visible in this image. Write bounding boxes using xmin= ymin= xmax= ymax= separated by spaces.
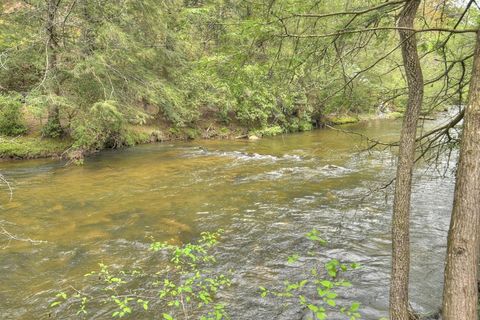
xmin=49 ymin=230 xmax=232 ymax=319
xmin=71 ymin=100 xmax=127 ymax=151
xmin=41 ymin=115 xmax=63 ymax=138
xmin=252 ymin=125 xmax=284 ymax=137
xmin=287 ymin=118 xmax=314 ymax=133
xmin=260 ymin=229 xmax=362 ymax=320
xmin=235 ymin=89 xmax=276 ymax=128
xmin=0 ymin=94 xmax=27 ymax=136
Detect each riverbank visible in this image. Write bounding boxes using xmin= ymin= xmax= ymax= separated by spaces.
xmin=0 ymin=112 xmax=403 ymax=161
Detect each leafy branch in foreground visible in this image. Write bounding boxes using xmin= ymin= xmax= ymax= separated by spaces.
xmin=49 ymin=230 xmax=231 ymax=320
xmin=259 ymin=228 xmax=362 ymax=320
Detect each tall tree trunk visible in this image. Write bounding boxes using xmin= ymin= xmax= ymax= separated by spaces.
xmin=389 ymin=1 xmax=423 ymax=319
xmin=442 ymin=30 xmax=480 ymax=320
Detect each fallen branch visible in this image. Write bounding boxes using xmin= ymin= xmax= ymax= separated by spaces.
xmin=0 ymin=172 xmax=13 ymax=201
xmin=0 ymin=220 xmax=48 ymax=248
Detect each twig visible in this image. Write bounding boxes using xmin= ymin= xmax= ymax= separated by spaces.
xmin=0 ymin=173 xmax=13 ymax=201
xmin=0 ymin=220 xmax=48 ymax=248
xmin=326 ymin=124 xmax=396 ymax=149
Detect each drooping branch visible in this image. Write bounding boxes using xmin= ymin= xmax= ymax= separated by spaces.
xmin=277 ymin=26 xmax=479 ymax=39
xmin=288 ymin=0 xmax=407 ymax=19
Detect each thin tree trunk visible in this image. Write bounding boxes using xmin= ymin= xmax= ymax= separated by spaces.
xmin=389 ymin=1 xmax=423 ymax=319
xmin=442 ymin=30 xmax=480 ymax=320
xmin=81 ymin=0 xmax=96 ymax=55
xmin=45 ymin=0 xmax=62 ymax=136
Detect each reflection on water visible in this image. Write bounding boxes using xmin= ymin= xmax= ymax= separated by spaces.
xmin=0 ymin=118 xmax=455 ymax=319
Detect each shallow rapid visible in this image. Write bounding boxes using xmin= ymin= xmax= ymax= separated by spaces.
xmin=0 ymin=118 xmax=456 ymax=319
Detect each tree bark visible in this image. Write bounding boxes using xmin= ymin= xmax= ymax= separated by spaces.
xmin=44 ymin=0 xmax=62 ymax=136
xmin=81 ymin=0 xmax=96 ymax=55
xmin=389 ymin=1 xmax=423 ymax=319
xmin=442 ymin=30 xmax=480 ymax=320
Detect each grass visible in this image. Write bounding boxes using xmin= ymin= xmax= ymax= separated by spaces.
xmin=0 ymin=135 xmax=72 ymax=159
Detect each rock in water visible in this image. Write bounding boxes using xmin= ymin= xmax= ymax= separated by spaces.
xmin=248 ymin=135 xmax=260 ymax=141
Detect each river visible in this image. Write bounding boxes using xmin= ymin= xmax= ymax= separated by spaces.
xmin=0 ymin=118 xmax=456 ymax=319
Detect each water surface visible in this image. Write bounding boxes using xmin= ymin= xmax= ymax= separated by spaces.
xmin=0 ymin=118 xmax=455 ymax=319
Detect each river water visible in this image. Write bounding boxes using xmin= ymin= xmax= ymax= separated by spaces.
xmin=0 ymin=118 xmax=456 ymax=319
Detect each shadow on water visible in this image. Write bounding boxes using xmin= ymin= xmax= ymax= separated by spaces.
xmin=0 ymin=118 xmax=455 ymax=319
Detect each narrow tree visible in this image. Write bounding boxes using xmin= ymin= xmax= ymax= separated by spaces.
xmin=442 ymin=29 xmax=480 ymax=320
xmin=44 ymin=0 xmax=63 ymax=137
xmin=390 ymin=1 xmax=424 ymax=319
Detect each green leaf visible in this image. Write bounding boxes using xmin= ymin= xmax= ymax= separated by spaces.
xmin=337 ymin=280 xmax=352 ymax=287
xmin=163 ymin=314 xmax=174 ymax=320
xmin=350 ymin=302 xmax=360 ymax=312
xmin=55 ymin=292 xmax=68 ymax=300
xmin=287 ymin=254 xmax=300 ymax=263
xmin=326 ymin=292 xmax=337 ymax=299
xmin=317 ymin=288 xmax=327 ymax=297
xmin=307 ymin=304 xmax=319 ymax=312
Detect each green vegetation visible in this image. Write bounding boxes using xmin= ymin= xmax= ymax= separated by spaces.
xmin=50 ymin=230 xmax=232 ymax=319
xmin=49 ymin=229 xmax=361 ymax=319
xmin=2 ymin=0 xmax=465 ymax=160
xmin=326 ymin=116 xmax=360 ymax=126
xmin=0 ymin=94 xmax=27 ymax=136
xmin=2 ymin=0 xmax=479 ymax=318
xmin=0 ymin=135 xmax=71 ymax=159
xmin=260 ymin=229 xmax=362 ymax=320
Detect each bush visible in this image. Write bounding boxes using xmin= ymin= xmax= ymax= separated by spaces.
xmin=251 ymin=125 xmax=284 ymax=137
xmin=49 ymin=230 xmax=232 ymax=319
xmin=260 ymin=229 xmax=362 ymax=320
xmin=41 ymin=115 xmax=63 ymax=138
xmin=0 ymin=94 xmax=27 ymax=136
xmin=71 ymin=100 xmax=128 ymax=152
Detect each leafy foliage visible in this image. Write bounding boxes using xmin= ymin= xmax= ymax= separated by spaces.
xmin=0 ymin=0 xmax=473 ymax=158
xmin=0 ymin=94 xmax=27 ymax=136
xmin=260 ymin=229 xmax=362 ymax=319
xmin=49 ymin=230 xmax=231 ymax=319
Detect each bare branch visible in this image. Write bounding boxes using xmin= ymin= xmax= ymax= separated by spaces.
xmin=0 ymin=220 xmax=48 ymax=248
xmin=0 ymin=173 xmax=13 ymax=201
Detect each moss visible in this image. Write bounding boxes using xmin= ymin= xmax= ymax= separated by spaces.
xmin=0 ymin=135 xmax=72 ymax=159
xmin=327 ymin=115 xmax=359 ymax=125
